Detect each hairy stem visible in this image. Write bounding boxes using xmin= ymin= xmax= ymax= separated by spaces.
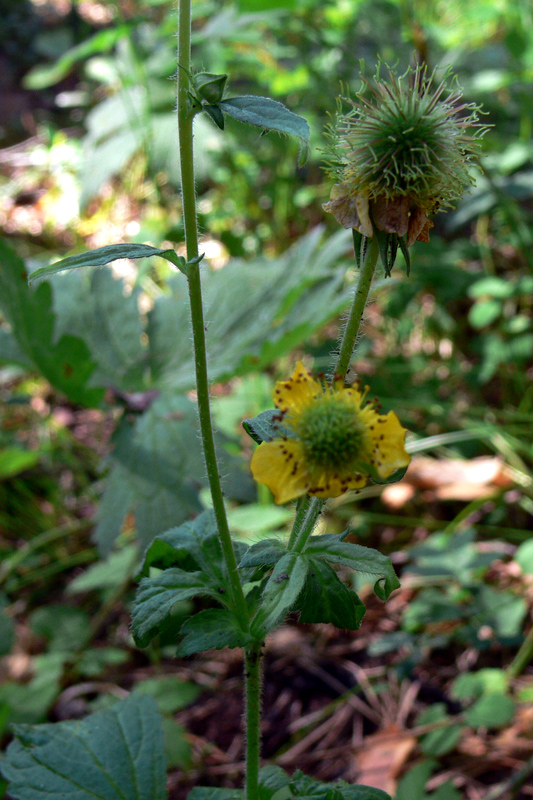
xmin=177 ymin=0 xmax=248 ymax=629
xmin=244 ymin=643 xmax=263 ymax=800
xmin=335 ymin=233 xmax=379 ymax=378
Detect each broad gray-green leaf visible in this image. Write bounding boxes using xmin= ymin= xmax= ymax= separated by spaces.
xmin=219 ymin=96 xmax=309 ymax=150
xmin=242 ymin=409 xmax=294 ymax=445
xmin=1 ymin=694 xmax=166 ymax=800
xmin=0 ymin=239 xmax=103 ymax=406
xmin=132 ymin=569 xmax=223 ymax=648
xmin=251 ymin=553 xmax=309 ymax=638
xmin=239 ymin=538 xmax=287 ymax=569
xmin=0 ymin=328 xmax=33 ymax=368
xmin=297 ymin=559 xmax=365 ymax=630
xmin=188 ymin=788 xmax=243 ymax=799
xmin=176 ymin=608 xmax=252 ymax=655
xmin=303 ymin=533 xmax=400 ymax=600
xmin=465 ymin=693 xmax=515 ymax=729
xmin=28 ymin=243 xmax=176 ymax=285
xmin=148 ymin=227 xmax=352 ymax=393
xmin=52 ymin=268 xmax=146 ymax=393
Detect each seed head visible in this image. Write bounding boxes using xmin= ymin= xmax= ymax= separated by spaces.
xmin=323 ymin=63 xmax=487 ymax=271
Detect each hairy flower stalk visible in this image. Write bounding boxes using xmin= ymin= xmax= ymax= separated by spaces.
xmin=323 ymin=63 xmax=486 ymax=274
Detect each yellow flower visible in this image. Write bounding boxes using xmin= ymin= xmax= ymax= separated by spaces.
xmin=251 ymin=362 xmax=410 ymax=504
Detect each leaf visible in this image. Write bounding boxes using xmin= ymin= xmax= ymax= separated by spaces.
xmin=259 ymin=765 xmax=291 ymax=799
xmin=93 ymin=395 xmax=205 ymax=555
xmin=0 ymin=327 xmax=33 ymax=368
xmin=28 ymin=243 xmax=177 ymax=285
xmin=0 ymin=239 xmax=103 ymax=406
xmin=242 ymin=409 xmax=295 ymax=445
xmin=416 ymin=705 xmax=462 ymax=757
xmin=23 ymin=24 xmax=133 ymax=89
xmin=188 ymin=788 xmax=243 ymax=799
xmin=148 ymin=227 xmax=352 ymax=392
xmin=132 ymin=568 xmax=222 ymax=648
xmin=302 ymin=533 xmax=400 ymax=600
xmin=134 ymin=677 xmax=200 ymax=714
xmin=239 ymin=538 xmax=287 ymax=569
xmin=297 ymin=559 xmax=365 ymax=630
xmin=66 ymin=545 xmax=139 ymax=594
xmin=219 ymin=95 xmax=310 ymax=149
xmin=288 ymin=771 xmax=391 ymax=799
xmin=395 ymin=760 xmax=437 ymax=800
xmin=250 ymin=553 xmax=309 ymax=638
xmin=465 ymin=693 xmax=515 ymax=728
xmin=176 ymin=609 xmax=252 ymax=655
xmin=0 ymin=448 xmax=40 ymax=480
xmin=1 ymin=694 xmax=166 ymax=800
xmin=51 ymin=268 xmax=147 ymax=393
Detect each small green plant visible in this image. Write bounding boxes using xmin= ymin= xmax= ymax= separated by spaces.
xmin=0 ymin=3 xmax=489 ymax=799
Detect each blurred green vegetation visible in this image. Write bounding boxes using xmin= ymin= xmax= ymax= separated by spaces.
xmin=1 ymin=0 xmax=533 ymax=797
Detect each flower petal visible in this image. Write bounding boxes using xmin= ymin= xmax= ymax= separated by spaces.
xmin=250 ymin=439 xmax=310 ymax=504
xmin=361 ymin=409 xmax=410 ymax=479
xmin=273 ymin=361 xmax=322 ymax=416
xmin=308 ymin=469 xmax=368 ymax=498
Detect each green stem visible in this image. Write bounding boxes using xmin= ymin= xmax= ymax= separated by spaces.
xmin=177 ymin=0 xmax=248 ymax=630
xmin=507 ymin=621 xmax=533 ymax=680
xmin=244 ymin=643 xmax=263 ymax=800
xmin=334 ymin=233 xmax=379 ymax=378
xmin=287 ymin=233 xmax=380 ymax=555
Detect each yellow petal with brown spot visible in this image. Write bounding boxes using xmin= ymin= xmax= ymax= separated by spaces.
xmin=272 ymin=361 xmax=321 ymax=415
xmin=250 ymin=439 xmax=310 ymax=504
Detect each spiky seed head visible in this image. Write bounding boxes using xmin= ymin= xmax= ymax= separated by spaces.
xmin=323 ymin=63 xmax=487 ymax=248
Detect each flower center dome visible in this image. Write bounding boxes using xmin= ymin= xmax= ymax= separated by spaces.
xmin=296 ymin=396 xmax=365 ymax=471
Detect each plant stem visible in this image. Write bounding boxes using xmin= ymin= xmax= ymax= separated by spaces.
xmin=334 ymin=233 xmax=379 ymax=378
xmin=507 ymin=621 xmax=533 ymax=679
xmin=177 ymin=0 xmax=248 ymax=630
xmin=287 ymin=233 xmax=380 ymax=555
xmin=244 ymin=643 xmax=263 ymax=800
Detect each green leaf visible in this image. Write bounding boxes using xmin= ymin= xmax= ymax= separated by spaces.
xmin=51 ymin=268 xmax=147 ymax=393
xmin=395 ymin=760 xmax=436 ymax=800
xmin=251 ymin=553 xmax=309 ymax=638
xmin=132 ymin=568 xmax=222 ymax=648
xmin=93 ymin=395 xmax=205 ymax=555
xmin=302 ymin=533 xmax=400 ymax=600
xmin=23 ymin=24 xmax=133 ymax=89
xmin=1 ymin=694 xmax=166 ymax=800
xmin=451 ymin=669 xmax=508 ymax=701
xmin=0 ymin=448 xmax=40 ymax=480
xmin=30 ymin=606 xmax=90 ymax=652
xmin=66 ymin=545 xmax=139 ymax=594
xmin=176 ymin=608 xmax=252 ymax=655
xmin=242 ymin=409 xmax=295 ymax=445
xmin=28 ymin=243 xmax=177 ymax=285
xmin=188 ymin=788 xmax=243 ymax=799
xmin=0 ymin=239 xmax=103 ymax=406
xmin=148 ymin=228 xmax=352 ymax=392
xmin=465 ymin=693 xmax=515 ymax=729
xmin=297 ymin=559 xmax=365 ymax=630
xmin=239 ymin=538 xmax=287 ymax=569
xmin=287 ymin=771 xmax=390 ymax=799
xmin=468 ymin=299 xmax=501 ymax=328
xmin=0 ymin=328 xmax=33 ymax=368
xmin=77 ymin=648 xmax=129 ymax=678
xmin=515 ymin=539 xmax=533 ymax=574
xmin=416 ymin=705 xmax=462 ymax=757
xmin=219 ymin=95 xmax=310 ymax=148
xmin=259 ymin=765 xmax=291 ymax=799
xmin=134 ymin=676 xmax=200 ymax=714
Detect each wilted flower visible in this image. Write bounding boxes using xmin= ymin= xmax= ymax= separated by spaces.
xmin=251 ymin=362 xmax=410 ymax=504
xmin=323 ymin=64 xmax=486 ymax=272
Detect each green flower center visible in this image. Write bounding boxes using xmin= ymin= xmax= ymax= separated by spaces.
xmin=296 ymin=395 xmax=365 ymax=471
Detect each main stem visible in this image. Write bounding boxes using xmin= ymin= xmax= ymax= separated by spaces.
xmin=244 ymin=643 xmax=263 ymax=800
xmin=288 ymin=233 xmax=380 ymax=554
xmin=177 ymin=0 xmax=248 ymax=629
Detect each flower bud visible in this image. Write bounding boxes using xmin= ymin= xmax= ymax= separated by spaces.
xmin=193 ymin=72 xmax=228 ymax=105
